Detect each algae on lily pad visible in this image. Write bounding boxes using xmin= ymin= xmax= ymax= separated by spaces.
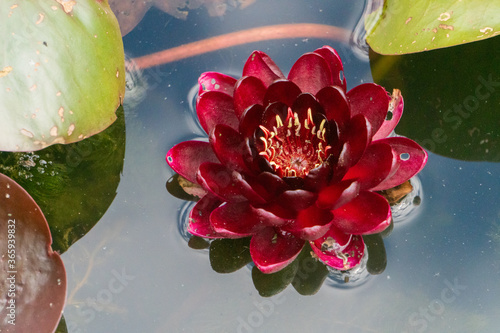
xmin=0 ymin=0 xmax=125 ymax=152
xmin=366 ymin=0 xmax=500 ymax=55
xmin=0 ymin=107 xmax=126 ymax=253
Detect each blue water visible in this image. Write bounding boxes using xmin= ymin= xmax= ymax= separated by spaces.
xmin=60 ymin=1 xmax=500 ymax=332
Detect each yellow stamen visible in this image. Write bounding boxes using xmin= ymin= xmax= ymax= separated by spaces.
xmin=260 ymin=136 xmax=268 ymax=150
xmin=304 ymin=109 xmax=314 ymax=130
xmin=294 ymin=113 xmax=300 ymax=127
xmin=276 ymin=115 xmax=284 ymax=128
xmin=318 ymin=119 xmax=326 ymax=133
xmin=259 ymin=125 xmax=270 ymax=137
xmin=317 ymin=128 xmax=326 ymax=141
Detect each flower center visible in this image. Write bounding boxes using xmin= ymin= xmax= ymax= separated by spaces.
xmin=258 ymin=108 xmax=331 ymax=178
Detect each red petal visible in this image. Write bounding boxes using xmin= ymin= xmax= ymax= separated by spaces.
xmin=347 ymin=83 xmax=389 ymax=136
xmin=261 ymin=101 xmax=289 ymax=129
xmin=211 ymin=202 xmax=288 ymax=237
xmin=339 ymin=114 xmax=371 ymax=169
xmin=370 ymin=137 xmax=428 ymax=191
xmin=317 ymin=179 xmax=360 ymax=210
xmin=263 ymin=79 xmax=302 ymax=107
xmin=196 ymin=91 xmax=239 ymax=134
xmin=282 ymin=176 xmax=305 ymax=189
xmin=283 ymin=205 xmax=333 ymax=241
xmin=255 ymin=202 xmax=296 ymax=220
xmin=166 ymin=141 xmax=219 ymax=183
xmin=197 ymin=162 xmax=265 ymax=203
xmin=276 ymin=189 xmax=317 ymax=212
xmin=316 ymin=85 xmax=350 ymax=129
xmin=373 ymin=89 xmax=404 ymax=141
xmin=250 ymin=228 xmax=304 ymax=273
xmin=233 ymin=76 xmax=267 ymax=118
xmin=256 ymin=172 xmax=289 ymax=197
xmin=291 ymin=93 xmax=323 ymax=121
xmin=210 ymin=202 xmax=263 ymax=237
xmin=187 ymin=194 xmax=223 ymax=238
xmin=242 ymin=175 xmax=272 ymax=202
xmin=197 ymin=162 xmax=245 ymax=201
xmin=198 ymin=72 xmax=237 ymax=96
xmin=288 ymin=52 xmax=333 ymax=95
xmin=331 ymin=191 xmax=391 ymax=235
xmin=210 ymin=124 xmax=253 ymax=174
xmin=313 ymin=45 xmax=346 ymax=90
xmin=243 ymin=51 xmax=285 ymax=87
xmin=310 ymin=227 xmax=364 ymax=270
xmin=334 ymin=143 xmax=351 ymax=180
xmin=343 ymin=142 xmax=397 ymax=190
xmin=303 ymin=162 xmax=333 ymax=192
xmin=239 ymin=104 xmax=264 ymax=138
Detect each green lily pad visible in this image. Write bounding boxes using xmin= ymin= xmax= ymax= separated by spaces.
xmin=366 ymin=0 xmax=500 ymax=55
xmin=55 ymin=315 xmax=68 ymax=333
xmin=0 ymin=0 xmax=125 ymax=152
xmin=370 ymin=35 xmax=500 ymax=161
xmin=0 ymin=107 xmax=126 ymax=253
xmin=0 ymin=173 xmax=66 ymax=333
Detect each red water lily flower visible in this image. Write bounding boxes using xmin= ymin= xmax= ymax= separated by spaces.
xmin=166 ymin=46 xmax=427 ymax=274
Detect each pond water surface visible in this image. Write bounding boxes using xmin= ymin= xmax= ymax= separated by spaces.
xmin=60 ymin=1 xmax=500 ymax=332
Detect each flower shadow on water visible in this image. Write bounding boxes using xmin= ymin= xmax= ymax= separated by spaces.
xmin=170 ymin=175 xmax=422 ymax=296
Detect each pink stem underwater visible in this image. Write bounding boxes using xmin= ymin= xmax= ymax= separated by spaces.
xmin=132 ymin=23 xmax=350 ymax=69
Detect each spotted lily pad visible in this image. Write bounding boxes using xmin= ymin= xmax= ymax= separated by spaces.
xmin=0 ymin=173 xmax=66 ymax=332
xmin=366 ymin=0 xmax=500 ymax=55
xmin=0 ymin=0 xmax=125 ymax=152
xmin=0 ymin=107 xmax=126 ymax=253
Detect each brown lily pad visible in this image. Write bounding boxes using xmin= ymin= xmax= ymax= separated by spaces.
xmin=0 ymin=173 xmax=66 ymax=332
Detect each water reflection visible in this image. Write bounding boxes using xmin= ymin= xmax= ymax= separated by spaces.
xmin=124 ymin=55 xmax=148 ymax=111
xmin=370 ymin=35 xmax=500 ymax=161
xmin=390 ymin=176 xmax=424 ymax=224
xmin=170 ymin=174 xmax=428 ymax=295
xmin=57 ymin=1 xmax=500 ymax=331
xmin=349 ymin=0 xmax=383 ymax=61
xmin=110 ymin=0 xmax=255 ymax=36
xmin=327 ymin=249 xmax=370 ymax=288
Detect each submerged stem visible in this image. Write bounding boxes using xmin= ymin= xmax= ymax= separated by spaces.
xmin=132 ymin=23 xmax=350 ymax=69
